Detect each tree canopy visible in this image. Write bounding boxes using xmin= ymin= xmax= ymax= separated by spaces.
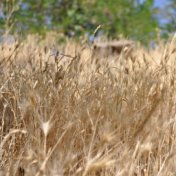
xmin=0 ymin=0 xmax=174 ymax=43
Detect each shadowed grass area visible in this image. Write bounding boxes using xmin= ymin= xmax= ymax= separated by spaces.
xmin=0 ymin=34 xmax=176 ymax=176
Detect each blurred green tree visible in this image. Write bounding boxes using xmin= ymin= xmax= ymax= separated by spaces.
xmin=0 ymin=0 xmax=160 ymax=43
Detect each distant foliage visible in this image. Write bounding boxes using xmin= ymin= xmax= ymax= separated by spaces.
xmin=0 ymin=0 xmax=161 ymax=43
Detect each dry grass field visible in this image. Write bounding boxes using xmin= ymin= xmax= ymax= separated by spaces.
xmin=0 ymin=33 xmax=176 ymax=176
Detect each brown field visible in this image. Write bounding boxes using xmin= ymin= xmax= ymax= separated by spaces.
xmin=0 ymin=33 xmax=176 ymax=176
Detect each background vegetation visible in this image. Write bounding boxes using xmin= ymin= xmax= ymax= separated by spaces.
xmin=0 ymin=0 xmax=175 ymax=44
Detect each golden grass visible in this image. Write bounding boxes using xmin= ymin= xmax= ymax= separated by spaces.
xmin=0 ymin=33 xmax=176 ymax=176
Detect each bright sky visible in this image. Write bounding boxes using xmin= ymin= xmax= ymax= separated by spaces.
xmin=154 ymin=0 xmax=169 ymax=7
xmin=138 ymin=0 xmax=169 ymax=8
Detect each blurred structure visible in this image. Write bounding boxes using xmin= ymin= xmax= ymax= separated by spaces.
xmin=93 ymin=40 xmax=134 ymax=57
